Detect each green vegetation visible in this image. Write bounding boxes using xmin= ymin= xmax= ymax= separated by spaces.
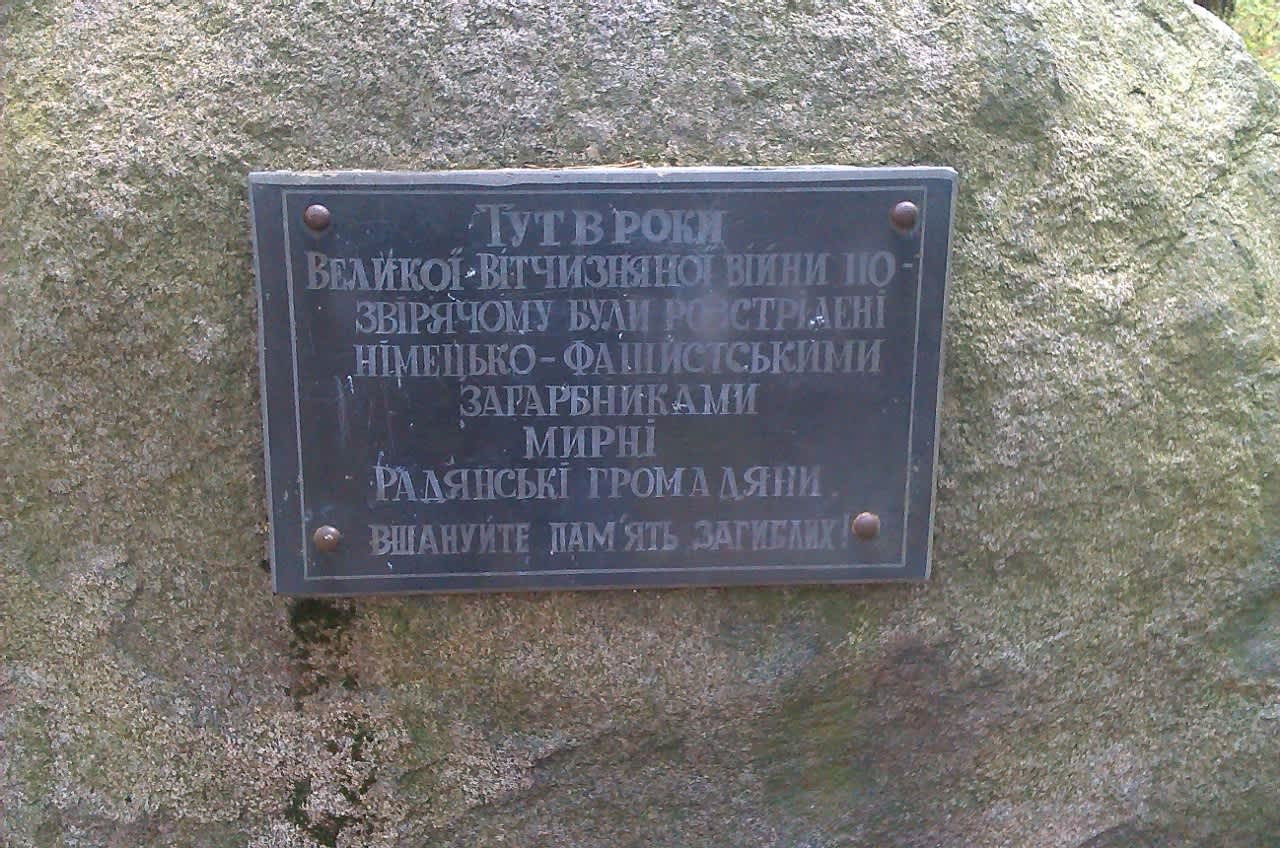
xmin=1234 ymin=0 xmax=1280 ymax=81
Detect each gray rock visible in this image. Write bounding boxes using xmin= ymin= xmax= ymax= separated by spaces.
xmin=1 ymin=0 xmax=1278 ymax=845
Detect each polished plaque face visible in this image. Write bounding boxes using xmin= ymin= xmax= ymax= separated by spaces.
xmin=249 ymin=167 xmax=956 ymax=595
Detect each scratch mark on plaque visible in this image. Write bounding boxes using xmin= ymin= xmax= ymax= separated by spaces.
xmin=334 ymin=376 xmax=350 ymax=446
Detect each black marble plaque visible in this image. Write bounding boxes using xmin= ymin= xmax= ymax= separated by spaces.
xmin=249 ymin=167 xmax=956 ymax=595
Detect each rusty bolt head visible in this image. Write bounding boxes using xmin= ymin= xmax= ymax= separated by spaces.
xmin=313 ymin=525 xmax=342 ymax=553
xmin=890 ymin=200 xmax=918 ymax=232
xmin=852 ymin=512 xmax=880 ymax=541
xmin=303 ymin=204 xmax=331 ymax=232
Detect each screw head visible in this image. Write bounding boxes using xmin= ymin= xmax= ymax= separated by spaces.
xmin=890 ymin=200 xmax=918 ymax=232
xmin=313 ymin=525 xmax=342 ymax=553
xmin=852 ymin=512 xmax=880 ymax=541
xmin=303 ymin=204 xmax=331 ymax=232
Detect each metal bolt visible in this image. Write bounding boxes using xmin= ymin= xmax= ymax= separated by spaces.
xmin=303 ymin=204 xmax=331 ymax=232
xmin=852 ymin=512 xmax=880 ymax=541
xmin=313 ymin=525 xmax=342 ymax=552
xmin=890 ymin=200 xmax=918 ymax=232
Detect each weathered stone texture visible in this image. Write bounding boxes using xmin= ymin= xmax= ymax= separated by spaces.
xmin=1 ymin=1 xmax=1278 ymax=846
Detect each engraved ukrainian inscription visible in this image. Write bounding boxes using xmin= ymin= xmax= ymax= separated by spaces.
xmin=252 ymin=168 xmax=954 ymax=593
xmin=330 ymin=203 xmax=882 ymax=558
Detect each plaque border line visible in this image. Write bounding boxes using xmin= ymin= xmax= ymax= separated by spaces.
xmin=249 ymin=182 xmax=280 ymax=593
xmin=279 ymin=182 xmax=929 ymax=583
xmin=281 ymin=197 xmax=310 ymax=589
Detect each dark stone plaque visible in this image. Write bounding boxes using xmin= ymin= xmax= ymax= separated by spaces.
xmin=249 ymin=167 xmax=956 ymax=595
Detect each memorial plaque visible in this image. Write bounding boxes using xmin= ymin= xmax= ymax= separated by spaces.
xmin=249 ymin=167 xmax=956 ymax=595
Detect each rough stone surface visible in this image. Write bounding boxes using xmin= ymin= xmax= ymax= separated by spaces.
xmin=2 ymin=1 xmax=1279 ymax=846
